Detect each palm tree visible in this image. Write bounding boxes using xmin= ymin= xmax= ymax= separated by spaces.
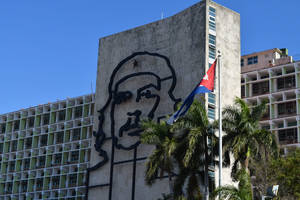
xmin=211 ymin=169 xmax=252 ymax=200
xmin=172 ymin=99 xmax=217 ymax=200
xmin=222 ymin=97 xmax=278 ymax=178
xmin=140 ymin=120 xmax=177 ymax=186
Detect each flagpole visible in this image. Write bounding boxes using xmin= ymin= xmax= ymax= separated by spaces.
xmin=218 ymin=51 xmax=222 ymax=188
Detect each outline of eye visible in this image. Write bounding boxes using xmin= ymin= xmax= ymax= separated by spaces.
xmin=114 ymin=91 xmax=133 ymax=104
xmin=136 ymin=89 xmax=157 ymax=102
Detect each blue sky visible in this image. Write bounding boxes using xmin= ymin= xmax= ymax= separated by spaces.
xmin=0 ymin=0 xmax=299 ymax=114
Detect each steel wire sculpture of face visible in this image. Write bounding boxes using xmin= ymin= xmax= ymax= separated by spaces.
xmin=93 ymin=52 xmax=180 ymax=167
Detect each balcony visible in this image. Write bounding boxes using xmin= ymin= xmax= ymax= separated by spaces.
xmin=252 ymin=81 xmax=269 ymax=96
xmin=278 ymin=128 xmax=298 ymax=145
xmin=277 ymin=75 xmax=295 ymax=92
xmin=277 ymin=101 xmax=296 ymax=118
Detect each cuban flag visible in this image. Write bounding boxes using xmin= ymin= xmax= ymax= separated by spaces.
xmin=167 ymin=59 xmax=217 ymax=125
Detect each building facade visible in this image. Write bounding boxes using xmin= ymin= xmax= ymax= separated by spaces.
xmin=241 ymin=48 xmax=300 ymax=152
xmin=0 ymin=1 xmax=241 ymax=199
xmin=0 ymin=94 xmax=94 ymax=200
xmin=88 ymin=0 xmax=240 ymax=199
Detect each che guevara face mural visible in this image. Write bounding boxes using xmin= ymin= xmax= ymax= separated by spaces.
xmin=92 ymin=52 xmax=181 ymax=169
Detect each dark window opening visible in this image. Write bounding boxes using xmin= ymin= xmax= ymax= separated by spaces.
xmin=278 ymin=101 xmax=296 ymax=116
xmin=252 ymin=81 xmax=269 ymax=96
xmin=277 ymin=76 xmax=295 ymax=90
xmin=58 ymin=110 xmax=66 ymax=121
xmin=43 ymin=114 xmax=50 ymax=125
xmin=28 ymin=117 xmax=35 ymax=128
xmin=74 ymin=106 xmax=83 ymax=118
xmin=40 ymin=135 xmax=48 ymax=146
xmin=278 ymin=128 xmax=297 ymax=144
xmin=72 ymin=129 xmax=81 ymax=141
xmin=14 ymin=120 xmax=20 ymax=131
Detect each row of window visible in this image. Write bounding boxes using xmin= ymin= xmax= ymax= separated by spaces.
xmin=0 ymin=105 xmax=94 ymax=134
xmin=241 ymin=56 xmax=258 ymax=67
xmin=241 ymin=75 xmax=296 ymax=97
xmin=208 ymin=7 xmax=216 ymax=31
xmin=278 ymin=128 xmax=298 ymax=144
xmin=208 ymin=7 xmax=216 ymax=60
xmin=0 ymin=129 xmax=88 ymax=153
xmin=0 ymin=150 xmax=88 ymax=173
xmin=1 ymin=174 xmax=85 ymax=194
xmin=208 ymin=6 xmax=216 ymax=121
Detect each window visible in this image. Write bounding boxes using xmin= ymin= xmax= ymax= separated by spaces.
xmin=278 ymin=101 xmax=296 ymax=116
xmin=1 ymin=123 xmax=5 ymax=133
xmin=36 ymin=178 xmax=43 ymax=190
xmin=52 ymin=176 xmax=60 ymax=188
xmin=75 ymin=106 xmax=83 ymax=118
xmin=58 ymin=110 xmax=66 ymax=121
xmin=253 ymin=56 xmax=258 ymax=64
xmin=208 ymin=93 xmax=215 ymax=105
xmin=7 ymin=182 xmax=12 ymax=193
xmin=9 ymin=161 xmax=15 ymax=172
xmin=21 ymin=181 xmax=27 ymax=192
xmin=54 ymin=154 xmax=62 ymax=165
xmin=247 ymin=56 xmax=258 ymax=65
xmin=252 ymin=81 xmax=269 ymax=96
xmin=11 ymin=140 xmax=18 ymax=152
xmin=14 ymin=120 xmax=20 ymax=131
xmin=71 ymin=151 xmax=79 ymax=162
xmin=262 ymin=106 xmax=269 ymax=119
xmin=241 ymin=59 xmax=244 ymax=67
xmin=209 ymin=21 xmax=216 ymax=31
xmin=25 ymin=138 xmax=32 ymax=149
xmin=241 ymin=85 xmax=245 ymax=98
xmin=209 ymin=7 xmax=216 ymax=17
xmin=278 ymin=128 xmax=297 ymax=144
xmin=72 ymin=129 xmax=81 ymax=141
xmin=43 ymin=114 xmax=50 ymax=125
xmin=288 ymin=121 xmax=297 ymax=127
xmin=277 ymin=76 xmax=295 ymax=90
xmin=40 ymin=135 xmax=48 ymax=146
xmin=208 ymin=7 xmax=216 ymax=31
xmin=0 ymin=143 xmax=3 ymax=153
xmin=56 ymin=132 xmax=64 ymax=143
xmin=24 ymin=159 xmax=30 ymax=170
xmin=28 ymin=117 xmax=35 ymax=128
xmin=209 ymin=34 xmax=216 ymax=46
xmin=69 ymin=174 xmax=77 ymax=186
xmin=208 ymin=106 xmax=215 ymax=120
xmin=286 ymin=102 xmax=296 ymax=114
xmin=38 ymin=156 xmax=46 ymax=168
xmin=209 ymin=46 xmax=216 ymax=59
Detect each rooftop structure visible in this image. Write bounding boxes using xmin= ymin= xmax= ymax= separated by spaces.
xmin=241 ymin=48 xmax=300 ymax=152
xmin=0 ymin=94 xmax=94 ymax=200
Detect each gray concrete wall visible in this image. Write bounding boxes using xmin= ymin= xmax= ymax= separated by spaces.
xmin=89 ymin=2 xmax=207 ymax=200
xmin=208 ymin=0 xmax=241 ymax=188
xmin=89 ymin=0 xmax=241 ymax=199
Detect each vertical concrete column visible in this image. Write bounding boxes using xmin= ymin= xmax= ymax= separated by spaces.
xmin=268 ymin=69 xmax=273 ymax=93
xmin=294 ymin=63 xmax=299 ymax=88
xmin=268 ymin=94 xmax=273 ymax=119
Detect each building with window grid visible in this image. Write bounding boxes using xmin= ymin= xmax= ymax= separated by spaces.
xmin=241 ymin=48 xmax=300 ymax=152
xmin=0 ymin=94 xmax=94 ymax=200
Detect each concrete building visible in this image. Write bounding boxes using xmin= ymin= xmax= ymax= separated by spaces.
xmin=88 ymin=0 xmax=240 ymax=199
xmin=0 ymin=0 xmax=241 ymax=199
xmin=241 ymin=48 xmax=300 ymax=152
xmin=0 ymin=94 xmax=94 ymax=200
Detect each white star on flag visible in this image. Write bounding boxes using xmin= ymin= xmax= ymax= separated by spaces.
xmin=203 ymin=74 xmax=209 ymax=80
